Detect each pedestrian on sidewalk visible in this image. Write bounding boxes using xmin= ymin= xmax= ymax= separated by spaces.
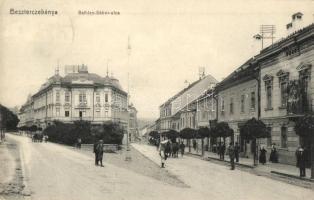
xmin=179 ymin=142 xmax=185 ymax=157
xmin=259 ymin=146 xmax=267 ymax=165
xmin=269 ymin=144 xmax=278 ymax=163
xmin=296 ymin=147 xmax=306 ymax=177
xmin=227 ymin=142 xmax=235 ymax=170
xmin=219 ymin=143 xmax=226 ymax=160
xmin=234 ymin=142 xmax=240 ymax=163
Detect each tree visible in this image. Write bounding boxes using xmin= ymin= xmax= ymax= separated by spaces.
xmin=198 ymin=127 xmax=211 ymax=156
xmin=180 ymin=128 xmax=197 ymax=152
xmin=211 ymin=122 xmax=234 ymax=142
xmin=240 ymin=118 xmax=270 ymax=165
xmin=164 ymin=129 xmax=179 ymax=143
xmin=0 ymin=104 xmax=19 ymax=131
xmin=295 ymin=114 xmax=314 ymax=179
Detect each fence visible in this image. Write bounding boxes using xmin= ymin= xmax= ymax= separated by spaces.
xmin=81 ymin=144 xmax=119 ymax=152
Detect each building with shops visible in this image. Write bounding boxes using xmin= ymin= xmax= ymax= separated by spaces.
xmin=18 ymin=65 xmax=131 ymax=134
xmin=214 ymin=14 xmax=313 ymax=165
xmin=215 ymin=58 xmax=259 ymax=157
xmin=256 ymin=21 xmax=314 ymax=164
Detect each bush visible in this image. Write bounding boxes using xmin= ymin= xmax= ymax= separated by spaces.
xmin=43 ymin=120 xmax=124 ymax=145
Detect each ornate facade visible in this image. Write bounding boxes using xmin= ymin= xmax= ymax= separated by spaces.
xmin=18 ymin=65 xmax=129 ymax=130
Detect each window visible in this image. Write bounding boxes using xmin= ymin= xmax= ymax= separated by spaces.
xmin=79 ymin=92 xmax=87 ymax=103
xmin=95 ymin=110 xmax=100 ymax=117
xmin=230 ymin=98 xmax=234 ymax=114
xmin=65 ymin=92 xmax=70 ymax=102
xmin=96 ymin=95 xmax=100 ymax=103
xmin=56 ymin=108 xmax=60 ymax=116
xmin=263 ymin=74 xmax=274 ymax=110
xmin=250 ymin=92 xmax=256 ymax=110
xmin=266 ymin=85 xmax=272 ymax=109
xmin=221 ymin=98 xmax=225 ymax=112
xmin=267 ymin=127 xmax=272 ymax=147
xmin=79 ymin=111 xmax=84 ymax=118
xmin=277 ymin=70 xmax=289 ymax=108
xmin=56 ymin=91 xmax=60 ymax=102
xmin=241 ymin=95 xmax=245 ymax=113
xmin=105 ymin=93 xmax=108 ymax=103
xmin=281 ymin=127 xmax=287 ymax=148
xmin=280 ymin=82 xmax=288 ymax=107
xmin=104 ymin=111 xmax=108 ymax=117
xmin=65 ymin=111 xmax=69 ymax=117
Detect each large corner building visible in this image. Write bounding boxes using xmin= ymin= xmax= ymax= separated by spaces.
xmin=18 ymin=65 xmax=131 ymax=131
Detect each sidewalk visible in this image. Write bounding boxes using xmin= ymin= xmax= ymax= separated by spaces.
xmin=186 ymin=147 xmax=312 ymax=181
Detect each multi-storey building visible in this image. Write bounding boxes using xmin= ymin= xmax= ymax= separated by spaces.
xmin=214 ymin=14 xmax=313 ymax=164
xmin=215 ymin=58 xmax=259 ymax=156
xmin=256 ymin=21 xmax=314 ymax=164
xmin=18 ymin=65 xmax=131 ymax=133
xmin=158 ymin=74 xmax=218 ymax=133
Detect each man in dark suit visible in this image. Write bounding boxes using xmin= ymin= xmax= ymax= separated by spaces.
xmin=234 ymin=142 xmax=240 ymax=163
xmin=93 ymin=140 xmax=99 ymax=166
xmin=96 ymin=140 xmax=104 ymax=167
xmin=228 ymin=143 xmax=235 ymax=170
xmin=296 ymin=147 xmax=306 ymax=177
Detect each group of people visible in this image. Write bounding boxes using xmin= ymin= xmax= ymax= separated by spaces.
xmin=32 ymin=134 xmax=48 ymax=143
xmin=217 ymin=142 xmax=240 ymax=163
xmin=158 ymin=140 xmax=186 ymax=168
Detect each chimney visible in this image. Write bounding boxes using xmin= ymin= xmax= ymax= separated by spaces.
xmin=198 ymin=67 xmax=205 ymax=80
xmin=291 ymin=12 xmax=304 ymax=32
xmin=286 ymin=22 xmax=293 ymax=36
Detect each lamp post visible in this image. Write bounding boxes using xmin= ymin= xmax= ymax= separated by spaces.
xmin=125 ymin=36 xmax=132 ymax=161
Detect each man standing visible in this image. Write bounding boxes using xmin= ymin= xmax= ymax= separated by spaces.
xmin=234 ymin=142 xmax=240 ymax=163
xmin=228 ymin=142 xmax=235 ymax=170
xmin=179 ymin=142 xmax=185 ymax=157
xmin=296 ymin=147 xmax=306 ymax=177
xmin=96 ymin=140 xmax=104 ymax=167
xmin=220 ymin=143 xmax=226 ymax=160
xmin=93 ymin=140 xmax=99 ymax=166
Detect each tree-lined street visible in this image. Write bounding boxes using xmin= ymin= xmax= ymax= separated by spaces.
xmin=1 ymin=133 xmax=313 ymax=200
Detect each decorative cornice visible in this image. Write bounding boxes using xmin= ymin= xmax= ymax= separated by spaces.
xmin=263 ymin=74 xmax=274 ymax=82
xmin=276 ymin=69 xmax=290 ymax=77
xmin=296 ymin=62 xmax=312 ymax=72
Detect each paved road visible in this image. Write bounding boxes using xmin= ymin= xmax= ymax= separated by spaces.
xmin=3 ymin=134 xmax=314 ymax=200
xmin=132 ymin=143 xmax=314 ymax=200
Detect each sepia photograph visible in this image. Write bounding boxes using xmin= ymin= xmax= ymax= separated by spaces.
xmin=0 ymin=0 xmax=314 ymax=199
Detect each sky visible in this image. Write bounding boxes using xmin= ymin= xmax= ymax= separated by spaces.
xmin=0 ymin=0 xmax=313 ymax=119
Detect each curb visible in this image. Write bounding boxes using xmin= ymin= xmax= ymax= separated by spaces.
xmin=271 ymin=171 xmax=314 ymax=182
xmin=186 ymin=152 xmax=255 ymax=169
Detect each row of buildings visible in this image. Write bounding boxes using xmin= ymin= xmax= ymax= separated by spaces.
xmin=18 ymin=65 xmax=139 ymax=143
xmin=145 ymin=13 xmax=314 ymax=165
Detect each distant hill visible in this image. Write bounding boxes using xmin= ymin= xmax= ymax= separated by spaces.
xmin=137 ymin=118 xmax=155 ymax=129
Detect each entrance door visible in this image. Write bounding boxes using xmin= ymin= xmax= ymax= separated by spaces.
xmin=79 ymin=111 xmax=83 ymax=118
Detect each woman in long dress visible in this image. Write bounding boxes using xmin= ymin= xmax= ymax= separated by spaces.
xmin=259 ymin=146 xmax=267 ymax=164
